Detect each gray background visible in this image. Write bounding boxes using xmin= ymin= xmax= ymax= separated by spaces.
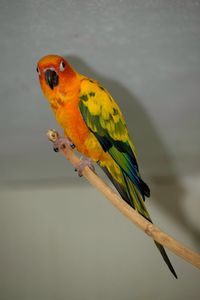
xmin=1 ymin=0 xmax=200 ymax=299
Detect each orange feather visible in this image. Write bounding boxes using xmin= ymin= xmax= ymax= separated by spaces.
xmin=37 ymin=54 xmax=110 ymax=163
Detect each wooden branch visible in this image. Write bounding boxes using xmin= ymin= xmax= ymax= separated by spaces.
xmin=47 ymin=129 xmax=200 ymax=271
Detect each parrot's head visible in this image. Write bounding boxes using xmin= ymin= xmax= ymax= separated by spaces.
xmin=36 ymin=54 xmax=77 ymax=101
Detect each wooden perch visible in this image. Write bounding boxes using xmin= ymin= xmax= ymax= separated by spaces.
xmin=47 ymin=129 xmax=200 ymax=271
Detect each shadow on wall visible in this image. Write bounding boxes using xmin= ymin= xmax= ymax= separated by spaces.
xmin=66 ymin=54 xmax=200 ymax=249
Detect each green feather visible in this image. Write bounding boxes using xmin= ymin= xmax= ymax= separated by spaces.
xmin=79 ymin=78 xmax=177 ymax=278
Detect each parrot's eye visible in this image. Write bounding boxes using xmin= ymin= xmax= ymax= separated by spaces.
xmin=59 ymin=61 xmax=65 ymax=72
xmin=36 ymin=67 xmax=40 ymax=75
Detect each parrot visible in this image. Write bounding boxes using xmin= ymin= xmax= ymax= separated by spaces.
xmin=36 ymin=54 xmax=177 ymax=278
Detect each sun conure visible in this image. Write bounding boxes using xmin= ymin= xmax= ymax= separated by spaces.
xmin=36 ymin=54 xmax=177 ymax=278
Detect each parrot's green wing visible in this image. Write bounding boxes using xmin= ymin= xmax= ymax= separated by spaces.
xmin=79 ymin=78 xmax=150 ymax=200
xmin=79 ymin=78 xmax=177 ymax=279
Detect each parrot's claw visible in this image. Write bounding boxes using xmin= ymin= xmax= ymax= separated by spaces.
xmin=75 ymin=157 xmax=95 ymax=177
xmin=53 ymin=137 xmax=75 ymax=152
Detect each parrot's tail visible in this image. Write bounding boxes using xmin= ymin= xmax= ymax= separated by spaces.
xmin=154 ymin=241 xmax=177 ymax=279
xmin=101 ymin=166 xmax=177 ymax=279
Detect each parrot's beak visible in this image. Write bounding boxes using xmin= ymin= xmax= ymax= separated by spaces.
xmin=45 ymin=69 xmax=59 ymax=90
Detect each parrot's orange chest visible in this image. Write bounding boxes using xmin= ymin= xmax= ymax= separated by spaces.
xmin=54 ymin=95 xmax=90 ymax=149
xmin=47 ymin=81 xmax=106 ymax=161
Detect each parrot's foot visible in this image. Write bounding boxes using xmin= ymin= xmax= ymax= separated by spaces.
xmin=75 ymin=157 xmax=95 ymax=177
xmin=53 ymin=137 xmax=75 ymax=152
